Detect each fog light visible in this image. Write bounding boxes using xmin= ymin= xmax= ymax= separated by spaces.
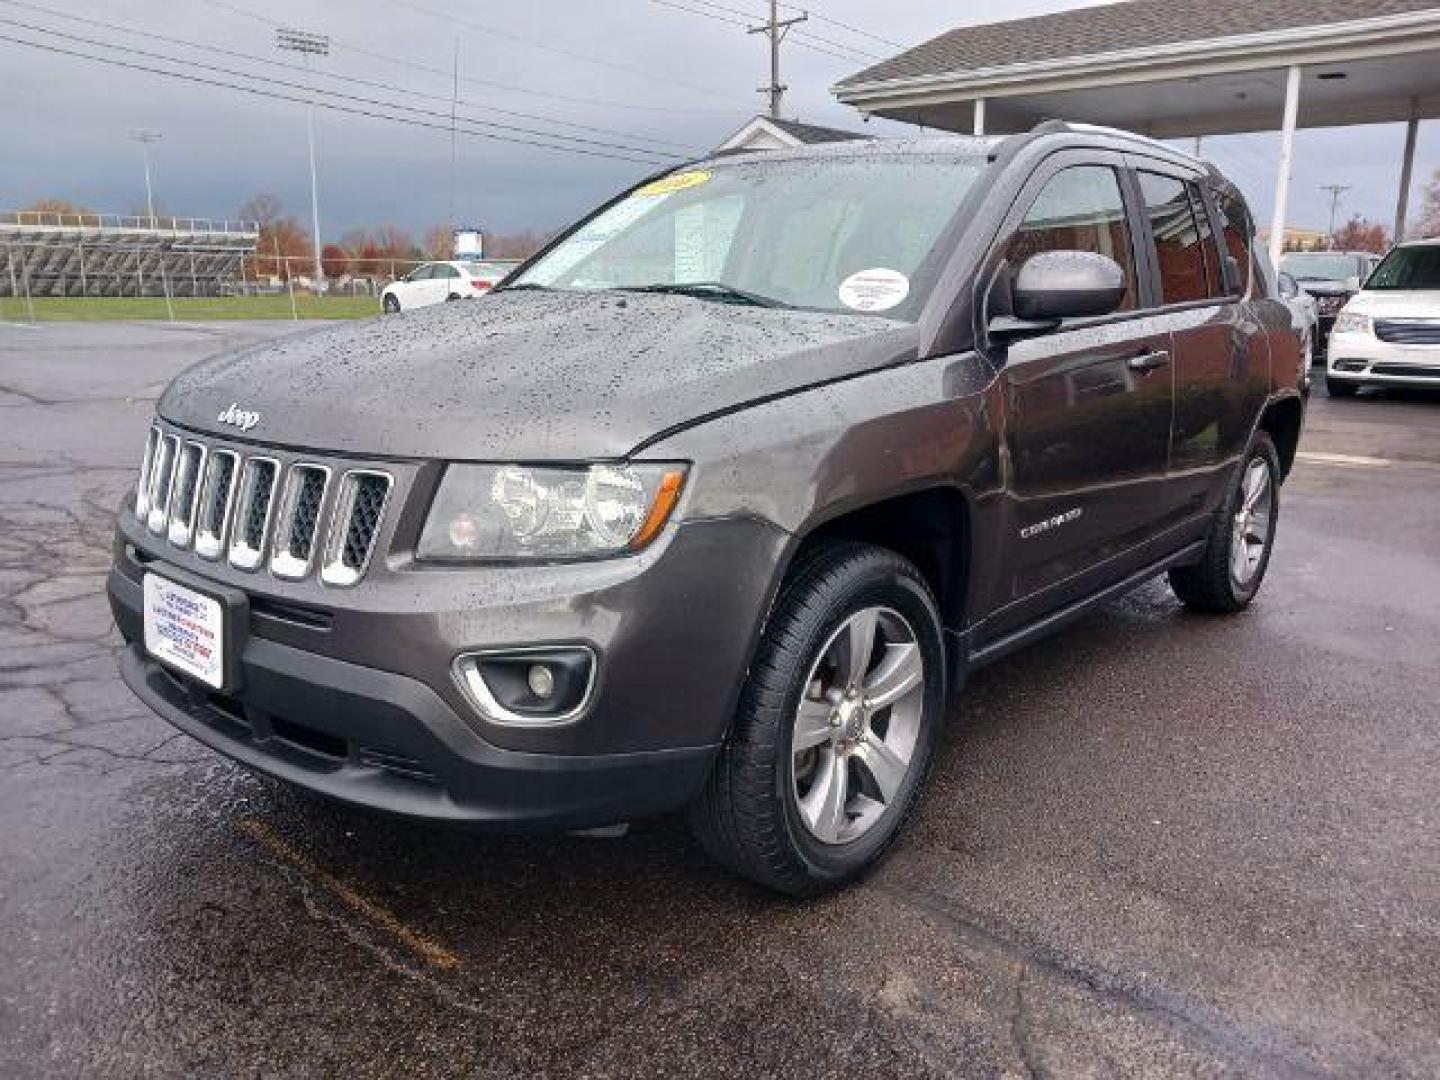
xmin=527 ymin=663 xmax=555 ymax=699
xmin=452 ymin=647 xmax=596 ymax=727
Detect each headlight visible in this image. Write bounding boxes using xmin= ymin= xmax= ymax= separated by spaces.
xmin=418 ymin=463 xmax=687 ymax=561
xmin=1332 ymin=311 xmax=1371 ymax=335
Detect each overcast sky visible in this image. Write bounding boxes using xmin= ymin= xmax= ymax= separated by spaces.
xmin=2 ymin=0 xmax=1436 ymax=240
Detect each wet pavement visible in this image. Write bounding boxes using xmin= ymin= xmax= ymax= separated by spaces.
xmin=2 ymin=321 xmax=1438 ymax=1078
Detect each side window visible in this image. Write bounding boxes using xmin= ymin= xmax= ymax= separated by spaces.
xmin=1184 ymin=181 xmax=1226 ymax=299
xmin=1004 ymin=165 xmax=1137 ymax=311
xmin=1138 ymin=172 xmax=1210 ymax=304
xmin=1215 ymin=189 xmax=1254 ymax=296
xmin=443 ymin=264 xmax=462 ymax=279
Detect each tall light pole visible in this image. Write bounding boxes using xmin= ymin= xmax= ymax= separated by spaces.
xmin=129 ymin=129 xmax=162 ymax=224
xmin=276 ymin=27 xmax=329 ymax=286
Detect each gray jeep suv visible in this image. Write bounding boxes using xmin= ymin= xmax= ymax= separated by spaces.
xmin=110 ymin=122 xmax=1304 ymax=895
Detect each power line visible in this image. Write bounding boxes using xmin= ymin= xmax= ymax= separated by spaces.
xmin=781 ymin=3 xmax=905 ymax=50
xmin=193 ymin=0 xmax=741 ymax=116
xmin=650 ymin=0 xmax=880 ymax=62
xmin=0 ymin=31 xmax=680 ymax=166
xmin=385 ymin=0 xmax=748 ymax=101
xmin=0 ymin=17 xmax=683 ymax=162
xmin=0 ymin=0 xmax=708 ymax=151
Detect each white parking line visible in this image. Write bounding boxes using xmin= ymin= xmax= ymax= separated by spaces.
xmin=1296 ymin=451 xmax=1393 ymax=468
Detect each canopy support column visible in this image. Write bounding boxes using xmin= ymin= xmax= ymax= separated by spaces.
xmin=1395 ymin=101 xmax=1420 ymax=243
xmin=973 ymin=97 xmax=986 ymax=136
xmin=1269 ymin=64 xmax=1302 ymax=270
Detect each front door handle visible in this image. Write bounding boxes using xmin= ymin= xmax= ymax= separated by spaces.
xmin=1128 ymin=350 xmax=1170 ymax=372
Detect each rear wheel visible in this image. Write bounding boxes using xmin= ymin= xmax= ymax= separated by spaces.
xmin=689 ymin=542 xmax=945 ymax=896
xmin=1169 ymin=433 xmax=1280 ymax=614
xmin=383 ymin=293 xmax=401 ymax=314
xmin=1326 ymin=377 xmax=1358 ymax=398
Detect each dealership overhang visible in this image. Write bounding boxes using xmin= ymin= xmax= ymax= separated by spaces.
xmin=832 ymin=0 xmax=1440 ymax=264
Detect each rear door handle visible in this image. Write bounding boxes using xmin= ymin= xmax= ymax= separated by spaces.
xmin=1128 ymin=350 xmax=1170 ymax=372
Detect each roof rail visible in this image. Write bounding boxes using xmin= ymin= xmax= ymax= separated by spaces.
xmin=1027 ymin=119 xmax=1206 ymax=166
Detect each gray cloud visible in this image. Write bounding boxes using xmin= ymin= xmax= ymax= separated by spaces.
xmin=1 ymin=0 xmax=1433 ymax=240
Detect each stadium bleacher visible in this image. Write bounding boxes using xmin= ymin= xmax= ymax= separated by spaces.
xmin=0 ymin=211 xmax=258 ymax=297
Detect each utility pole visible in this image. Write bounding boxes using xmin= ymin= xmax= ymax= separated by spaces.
xmin=1321 ymin=183 xmax=1351 ymax=247
xmin=129 ymin=129 xmax=162 ymax=224
xmin=749 ymin=0 xmax=806 ymax=120
xmin=276 ymin=28 xmax=329 ymax=288
xmin=449 ymin=37 xmax=459 ymax=237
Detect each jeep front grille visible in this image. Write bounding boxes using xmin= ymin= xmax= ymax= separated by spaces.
xmin=131 ymin=425 xmax=393 ymax=585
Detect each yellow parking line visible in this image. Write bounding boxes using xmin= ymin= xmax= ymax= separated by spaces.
xmin=237 ymin=818 xmax=461 ymax=971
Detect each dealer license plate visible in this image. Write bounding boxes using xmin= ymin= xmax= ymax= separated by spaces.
xmin=143 ymin=573 xmax=225 ymax=689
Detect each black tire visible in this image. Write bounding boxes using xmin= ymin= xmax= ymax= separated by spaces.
xmin=1169 ymin=433 xmax=1281 ymax=614
xmin=1326 ymin=377 xmax=1358 ymax=398
xmin=689 ymin=542 xmax=946 ymax=896
xmin=383 ymin=294 xmax=401 ymax=314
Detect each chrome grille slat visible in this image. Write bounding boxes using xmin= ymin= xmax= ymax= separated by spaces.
xmin=321 ymin=471 xmax=392 ymax=587
xmin=135 ymin=426 xmax=161 ymax=519
xmin=166 ymin=441 xmax=207 ymax=548
xmin=227 ymin=458 xmax=280 ymax=571
xmin=145 ymin=435 xmax=179 ymax=535
xmin=270 ymin=465 xmax=330 ymax=580
xmin=194 ymin=450 xmax=238 ymax=560
xmin=131 ymin=427 xmax=392 ymax=585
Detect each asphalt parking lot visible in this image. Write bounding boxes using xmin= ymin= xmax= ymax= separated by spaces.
xmin=3 ymin=320 xmax=1438 ymax=1078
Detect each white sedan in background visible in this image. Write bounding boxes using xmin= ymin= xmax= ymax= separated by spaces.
xmin=381 ymin=260 xmax=518 ymax=313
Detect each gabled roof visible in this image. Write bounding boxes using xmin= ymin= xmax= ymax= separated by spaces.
xmin=714 ymin=114 xmax=869 ymax=153
xmin=835 ymin=0 xmax=1440 ymax=89
xmin=764 ymin=117 xmax=871 ymax=144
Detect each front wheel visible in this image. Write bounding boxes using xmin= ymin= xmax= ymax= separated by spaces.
xmin=382 ymin=293 xmax=401 ymax=314
xmin=1169 ymin=433 xmax=1281 ymax=614
xmin=689 ymin=542 xmax=945 ymax=896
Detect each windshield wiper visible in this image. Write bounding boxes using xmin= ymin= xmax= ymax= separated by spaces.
xmin=616 ymin=282 xmax=790 ymax=309
xmin=496 ymin=282 xmax=552 ymax=293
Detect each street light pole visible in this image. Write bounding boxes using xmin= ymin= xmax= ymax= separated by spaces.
xmin=129 ymin=129 xmax=162 ymax=224
xmin=276 ymin=28 xmax=329 ymax=288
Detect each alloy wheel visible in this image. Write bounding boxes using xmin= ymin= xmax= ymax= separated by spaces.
xmin=791 ymin=606 xmax=926 ymax=845
xmin=1230 ymin=458 xmax=1274 ymax=586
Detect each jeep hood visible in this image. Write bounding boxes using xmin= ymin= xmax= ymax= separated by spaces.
xmin=159 ymin=291 xmax=917 ymax=460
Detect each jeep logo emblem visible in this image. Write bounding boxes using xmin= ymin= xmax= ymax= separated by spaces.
xmin=216 ymin=403 xmax=261 ymax=432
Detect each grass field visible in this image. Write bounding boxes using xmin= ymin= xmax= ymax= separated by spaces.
xmin=0 ymin=294 xmax=379 ymax=322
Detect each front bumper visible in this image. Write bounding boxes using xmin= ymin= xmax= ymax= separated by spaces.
xmin=1326 ymin=331 xmax=1440 ymax=387
xmin=110 ymin=507 xmax=790 ymax=829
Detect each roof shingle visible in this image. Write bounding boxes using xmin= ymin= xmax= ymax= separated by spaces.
xmin=836 ymin=0 xmax=1440 ymax=87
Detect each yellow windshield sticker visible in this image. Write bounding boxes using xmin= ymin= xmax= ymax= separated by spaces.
xmin=637 ymin=170 xmax=711 ymax=196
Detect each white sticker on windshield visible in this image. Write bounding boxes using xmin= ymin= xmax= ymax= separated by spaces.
xmin=838 ymin=268 xmax=910 ymax=312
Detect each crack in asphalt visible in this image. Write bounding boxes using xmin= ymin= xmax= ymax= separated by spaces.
xmin=882 ymin=882 xmax=1329 ymax=1080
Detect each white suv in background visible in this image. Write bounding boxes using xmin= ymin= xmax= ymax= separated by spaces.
xmin=1326 ymin=240 xmax=1440 ymax=397
xmin=381 ymin=260 xmax=517 ymax=313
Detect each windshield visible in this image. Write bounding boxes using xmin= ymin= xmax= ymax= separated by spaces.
xmin=1280 ymin=253 xmax=1364 ymax=282
xmin=1365 ymin=245 xmax=1440 ymax=290
xmin=512 ymin=155 xmax=984 ymax=319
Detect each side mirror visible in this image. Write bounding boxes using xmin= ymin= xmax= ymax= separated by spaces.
xmin=1012 ymin=251 xmax=1128 ymax=322
xmin=1278 ymin=272 xmax=1299 ymax=299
